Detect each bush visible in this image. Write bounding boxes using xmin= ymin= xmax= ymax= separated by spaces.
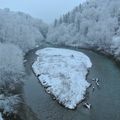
xmin=0 ymin=43 xmax=24 ymax=75
xmin=0 ymin=43 xmax=24 ymax=114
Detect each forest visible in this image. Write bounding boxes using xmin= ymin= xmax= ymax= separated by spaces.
xmin=0 ymin=0 xmax=120 ymax=119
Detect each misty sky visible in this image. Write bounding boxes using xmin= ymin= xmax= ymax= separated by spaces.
xmin=0 ymin=0 xmax=85 ymax=23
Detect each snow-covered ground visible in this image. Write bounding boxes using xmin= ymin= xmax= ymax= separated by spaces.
xmin=32 ymin=48 xmax=92 ymax=109
xmin=0 ymin=113 xmax=3 ymax=120
xmin=0 ymin=94 xmax=20 ymax=114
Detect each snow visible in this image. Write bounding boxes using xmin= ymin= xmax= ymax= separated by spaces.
xmin=32 ymin=48 xmax=92 ymax=109
xmin=47 ymin=0 xmax=120 ymax=62
xmin=0 ymin=113 xmax=3 ymax=120
xmin=0 ymin=94 xmax=20 ymax=113
xmin=0 ymin=8 xmax=48 ymax=53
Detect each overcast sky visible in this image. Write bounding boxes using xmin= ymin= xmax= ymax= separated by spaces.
xmin=0 ymin=0 xmax=85 ymax=23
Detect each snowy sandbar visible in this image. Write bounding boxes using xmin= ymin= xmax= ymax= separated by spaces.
xmin=32 ymin=48 xmax=92 ymax=109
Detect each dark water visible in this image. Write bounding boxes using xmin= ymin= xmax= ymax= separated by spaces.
xmin=23 ymin=46 xmax=120 ymax=120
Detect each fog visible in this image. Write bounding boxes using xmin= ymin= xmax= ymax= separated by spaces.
xmin=0 ymin=0 xmax=85 ymax=23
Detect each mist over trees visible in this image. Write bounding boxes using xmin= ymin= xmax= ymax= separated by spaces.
xmin=0 ymin=8 xmax=48 ymax=79
xmin=0 ymin=8 xmax=48 ymax=115
xmin=0 ymin=8 xmax=48 ymax=53
xmin=47 ymin=0 xmax=120 ymax=60
xmin=0 ymin=0 xmax=120 ymax=117
xmin=0 ymin=43 xmax=24 ymax=114
xmin=0 ymin=43 xmax=24 ymax=75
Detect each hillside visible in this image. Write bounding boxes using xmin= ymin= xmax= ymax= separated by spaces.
xmin=0 ymin=8 xmax=48 ymax=118
xmin=47 ymin=0 xmax=120 ymax=61
xmin=0 ymin=8 xmax=48 ymax=53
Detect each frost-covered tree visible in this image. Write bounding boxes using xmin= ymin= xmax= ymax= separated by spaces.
xmin=0 ymin=8 xmax=49 ymax=118
xmin=0 ymin=8 xmax=48 ymax=53
xmin=0 ymin=43 xmax=24 ymax=75
xmin=111 ymin=36 xmax=120 ymax=58
xmin=47 ymin=0 xmax=120 ymax=60
xmin=0 ymin=43 xmax=24 ymax=115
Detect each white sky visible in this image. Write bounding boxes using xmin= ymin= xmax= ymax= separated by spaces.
xmin=0 ymin=0 xmax=86 ymax=23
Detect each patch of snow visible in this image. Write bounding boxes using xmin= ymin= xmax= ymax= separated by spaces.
xmin=0 ymin=94 xmax=20 ymax=113
xmin=0 ymin=113 xmax=3 ymax=120
xmin=23 ymin=59 xmax=27 ymax=63
xmin=32 ymin=48 xmax=92 ymax=109
xmin=36 ymin=45 xmax=39 ymax=48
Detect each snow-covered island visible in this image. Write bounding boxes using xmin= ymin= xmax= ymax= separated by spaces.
xmin=32 ymin=48 xmax=92 ymax=109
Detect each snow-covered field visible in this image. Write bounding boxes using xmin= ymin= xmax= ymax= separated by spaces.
xmin=32 ymin=48 xmax=92 ymax=109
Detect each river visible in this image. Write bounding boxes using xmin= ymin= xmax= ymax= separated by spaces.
xmin=23 ymin=45 xmax=120 ymax=120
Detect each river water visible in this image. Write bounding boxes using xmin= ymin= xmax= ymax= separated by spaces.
xmin=23 ymin=46 xmax=120 ymax=120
